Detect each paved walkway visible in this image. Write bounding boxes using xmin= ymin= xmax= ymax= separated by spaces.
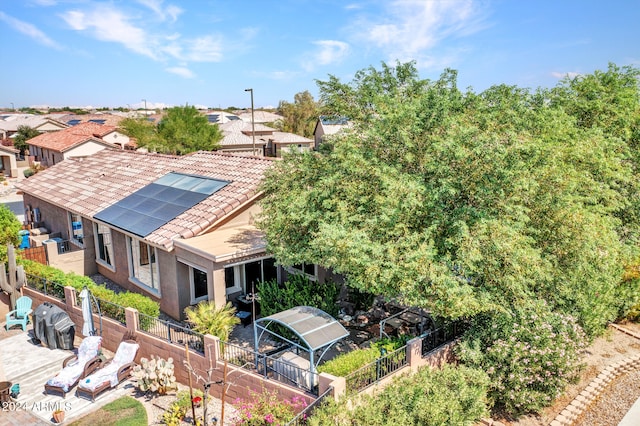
xmin=0 ymin=326 xmax=130 ymax=425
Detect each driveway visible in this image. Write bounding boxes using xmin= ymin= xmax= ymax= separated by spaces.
xmin=0 ymin=327 xmax=131 ymax=424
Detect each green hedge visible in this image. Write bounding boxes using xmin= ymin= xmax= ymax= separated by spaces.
xmin=20 ymin=259 xmax=160 ymax=320
xmin=308 ymin=364 xmax=490 ymax=426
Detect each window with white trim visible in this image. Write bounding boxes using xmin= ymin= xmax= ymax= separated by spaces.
xmin=190 ymin=266 xmax=208 ymax=304
xmin=69 ymin=212 xmax=84 ymax=246
xmin=126 ymin=236 xmax=159 ymax=293
xmin=94 ymin=223 xmax=114 ymax=269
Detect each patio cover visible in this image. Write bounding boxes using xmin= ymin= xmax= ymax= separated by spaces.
xmin=255 ymin=306 xmax=348 ymax=352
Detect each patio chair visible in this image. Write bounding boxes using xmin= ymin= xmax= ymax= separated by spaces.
xmin=44 ymin=336 xmax=103 ymax=398
xmin=5 ymin=296 xmax=33 ymax=331
xmin=76 ymin=338 xmax=139 ymax=401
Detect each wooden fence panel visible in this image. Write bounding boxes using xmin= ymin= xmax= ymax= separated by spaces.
xmin=20 ymin=246 xmax=47 ymax=264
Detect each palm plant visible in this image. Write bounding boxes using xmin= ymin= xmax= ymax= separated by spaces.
xmin=184 ymin=301 xmax=239 ymax=341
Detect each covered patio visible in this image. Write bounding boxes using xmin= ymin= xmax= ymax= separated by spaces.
xmin=253 ymin=306 xmax=349 ymax=390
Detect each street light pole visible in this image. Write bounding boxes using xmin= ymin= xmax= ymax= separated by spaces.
xmin=10 ymin=102 xmax=14 ymax=111
xmin=245 ymin=88 xmax=256 ymax=156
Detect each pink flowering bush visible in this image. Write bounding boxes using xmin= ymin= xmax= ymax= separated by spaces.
xmin=232 ymin=388 xmax=307 ymax=425
xmin=457 ymin=303 xmax=587 ymax=416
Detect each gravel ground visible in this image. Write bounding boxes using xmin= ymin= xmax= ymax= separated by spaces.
xmin=574 ymin=369 xmax=640 ymax=426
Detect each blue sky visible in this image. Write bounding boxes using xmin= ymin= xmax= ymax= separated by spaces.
xmin=1 ymin=0 xmax=638 ymax=110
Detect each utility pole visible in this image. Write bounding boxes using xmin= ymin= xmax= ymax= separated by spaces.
xmin=244 ymin=88 xmax=256 ymax=156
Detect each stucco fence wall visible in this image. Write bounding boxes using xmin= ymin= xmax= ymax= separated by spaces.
xmin=21 ymin=286 xmax=316 ymax=406
xmin=21 ymin=285 xmax=458 ymax=413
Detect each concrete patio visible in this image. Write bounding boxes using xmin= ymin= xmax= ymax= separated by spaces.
xmin=0 ymin=326 xmax=132 ymax=424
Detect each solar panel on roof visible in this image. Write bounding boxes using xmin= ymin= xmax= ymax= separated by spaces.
xmin=207 ymin=114 xmax=220 ymax=123
xmin=94 ymin=172 xmax=229 ymax=238
xmin=67 ymin=119 xmax=82 ymax=126
xmin=89 ymin=119 xmax=106 ymax=124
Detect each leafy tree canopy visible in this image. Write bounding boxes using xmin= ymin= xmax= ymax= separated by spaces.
xmin=120 ymin=105 xmax=222 ymax=155
xmin=0 ymin=204 xmax=21 ymax=262
xmin=276 ymin=90 xmax=320 ymax=138
xmin=258 ymin=61 xmax=640 ymax=333
xmin=13 ymin=125 xmax=40 ymax=154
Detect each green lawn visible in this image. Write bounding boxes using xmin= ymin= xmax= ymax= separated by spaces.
xmin=69 ymin=396 xmax=147 ymax=426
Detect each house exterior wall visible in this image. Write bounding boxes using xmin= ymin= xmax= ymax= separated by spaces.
xmin=102 ymin=131 xmax=130 ymax=146
xmin=63 ymin=140 xmax=110 ymax=159
xmin=36 ymin=122 xmax=66 ymax=132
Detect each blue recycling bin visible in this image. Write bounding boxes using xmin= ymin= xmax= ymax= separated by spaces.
xmin=18 ymin=230 xmax=30 ymax=249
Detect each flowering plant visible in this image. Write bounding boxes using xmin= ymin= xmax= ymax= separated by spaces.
xmin=232 ymin=388 xmax=307 ymax=425
xmin=457 ymin=304 xmax=587 ymax=415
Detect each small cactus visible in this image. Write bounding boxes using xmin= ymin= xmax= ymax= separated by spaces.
xmin=132 ymin=355 xmax=177 ymax=395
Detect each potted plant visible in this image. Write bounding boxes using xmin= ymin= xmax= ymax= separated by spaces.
xmin=52 ymin=409 xmax=65 ymax=423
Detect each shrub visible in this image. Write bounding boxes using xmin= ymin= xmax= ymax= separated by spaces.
xmin=184 ymin=301 xmax=239 ymax=341
xmin=23 ymin=168 xmax=36 ymax=178
xmin=317 ymin=347 xmax=380 ymax=377
xmin=131 ymin=355 xmax=177 ymax=395
xmin=161 ymin=390 xmax=204 ymax=425
xmin=19 ymin=259 xmax=160 ymax=320
xmin=258 ymin=274 xmax=341 ymax=318
xmin=308 ymin=364 xmax=489 ymax=426
xmin=456 ymin=304 xmax=587 ymax=416
xmin=232 ymin=388 xmax=307 ymax=426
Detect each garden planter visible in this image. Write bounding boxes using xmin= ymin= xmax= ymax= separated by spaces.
xmin=53 ymin=410 xmax=65 ymax=423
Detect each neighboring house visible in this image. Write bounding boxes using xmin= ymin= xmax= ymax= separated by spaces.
xmin=218 ymin=121 xmax=313 ymax=157
xmin=16 ymin=148 xmax=282 ymax=320
xmin=205 ymin=110 xmax=241 ymax=124
xmin=27 ymin=122 xmax=123 ymax=166
xmin=0 ymin=144 xmax=19 ymax=177
xmin=313 ymin=116 xmax=350 ymax=150
xmin=0 ymin=115 xmax=68 ymax=139
xmin=51 ymin=113 xmax=126 ymax=128
xmin=237 ymin=110 xmax=282 ymax=124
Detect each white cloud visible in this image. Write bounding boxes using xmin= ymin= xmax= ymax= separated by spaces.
xmin=180 ymin=35 xmax=224 ymax=62
xmin=166 ymin=66 xmax=195 ymax=78
xmin=135 ymin=0 xmax=183 ymax=22
xmin=351 ymin=0 xmax=487 ymax=69
xmin=551 ymin=71 xmax=581 ymax=79
xmin=302 ymin=40 xmax=350 ymax=71
xmin=0 ymin=11 xmax=62 ymax=49
xmin=62 ymin=6 xmax=157 ymax=59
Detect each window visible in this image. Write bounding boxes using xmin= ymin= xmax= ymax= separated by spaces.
xmin=94 ymin=224 xmax=114 ymax=269
xmin=224 ymin=257 xmax=278 ymax=295
xmin=287 ymin=262 xmax=318 ymax=281
xmin=69 ymin=212 xmax=84 ymax=246
xmin=127 ymin=236 xmax=159 ymax=294
xmin=190 ymin=266 xmax=208 ymax=304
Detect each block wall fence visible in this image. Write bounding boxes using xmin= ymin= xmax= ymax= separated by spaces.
xmin=21 ymin=285 xmax=458 ymax=408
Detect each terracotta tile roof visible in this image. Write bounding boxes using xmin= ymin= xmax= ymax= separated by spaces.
xmin=27 ymin=122 xmax=118 ymax=152
xmin=17 ymin=149 xmax=275 ymax=250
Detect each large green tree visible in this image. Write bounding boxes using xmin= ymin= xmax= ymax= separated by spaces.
xmin=120 ymin=106 xmax=222 ymax=155
xmin=0 ymin=204 xmax=21 ymax=262
xmin=276 ymin=90 xmax=320 ymax=138
xmin=258 ymin=62 xmax=640 ymax=333
xmin=13 ymin=125 xmax=40 ymax=155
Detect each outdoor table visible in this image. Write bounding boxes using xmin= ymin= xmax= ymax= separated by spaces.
xmin=0 ymin=381 xmax=12 ymax=403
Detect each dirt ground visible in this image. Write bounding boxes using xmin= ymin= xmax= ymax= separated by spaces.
xmin=497 ymin=322 xmax=640 ymax=426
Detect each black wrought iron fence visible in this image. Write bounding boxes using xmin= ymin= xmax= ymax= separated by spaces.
xmin=285 ymin=386 xmax=334 ymax=426
xmin=219 ymin=341 xmax=319 ymax=395
xmin=137 ymin=312 xmax=205 ymax=354
xmin=94 ymin=297 xmax=127 ymax=325
xmin=345 ymin=345 xmax=408 ymax=393
xmin=25 ymin=273 xmax=66 ymax=301
xmin=420 ymin=320 xmax=466 ymax=357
